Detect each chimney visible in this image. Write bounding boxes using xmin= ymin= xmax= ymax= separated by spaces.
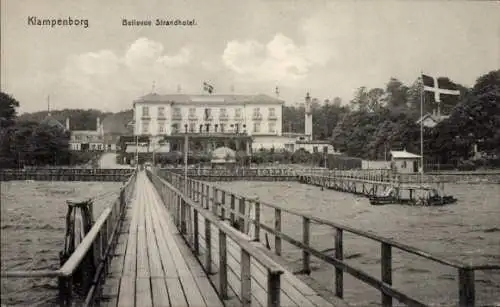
xmin=65 ymin=118 xmax=70 ymax=130
xmin=96 ymin=117 xmax=100 ymax=132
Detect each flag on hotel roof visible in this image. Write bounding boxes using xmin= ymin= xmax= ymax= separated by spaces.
xmin=203 ymin=82 xmax=214 ymax=94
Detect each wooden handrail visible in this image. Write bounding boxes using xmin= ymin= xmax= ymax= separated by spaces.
xmin=59 ymin=206 xmax=112 ymax=276
xmin=149 ymin=171 xmax=283 ymax=274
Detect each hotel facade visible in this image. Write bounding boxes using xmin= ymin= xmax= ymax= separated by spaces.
xmin=131 ymin=93 xmax=285 ymax=154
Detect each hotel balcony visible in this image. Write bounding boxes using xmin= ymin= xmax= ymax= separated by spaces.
xmin=204 ymin=116 xmax=214 ymax=121
xmin=219 ymin=114 xmax=229 ymax=121
xmin=188 ymin=115 xmax=198 ymax=121
xmin=141 ymin=115 xmax=151 ymax=120
xmin=234 ymin=115 xmax=244 ymax=122
xmin=157 ymin=114 xmax=166 ymax=120
xmin=268 ymin=114 xmax=277 ymax=120
xmin=252 ymin=114 xmax=263 ymax=120
xmin=172 ymin=113 xmax=182 ymax=120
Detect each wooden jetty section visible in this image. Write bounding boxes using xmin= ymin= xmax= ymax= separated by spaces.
xmin=146 ymin=170 xmax=346 ymax=307
xmin=0 ymin=168 xmax=133 ymax=182
xmin=100 ymin=171 xmax=225 ymax=307
xmin=157 ymin=169 xmax=500 ymax=307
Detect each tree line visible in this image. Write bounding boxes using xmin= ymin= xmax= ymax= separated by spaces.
xmin=0 ymin=93 xmax=100 ymax=168
xmin=281 ymin=70 xmax=500 ymax=170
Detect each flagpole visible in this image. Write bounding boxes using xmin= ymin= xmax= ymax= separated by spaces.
xmin=420 ymin=72 xmax=424 ymax=183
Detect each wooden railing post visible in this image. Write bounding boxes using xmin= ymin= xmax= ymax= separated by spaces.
xmin=176 ymin=195 xmax=181 ymax=228
xmin=196 ymin=181 xmax=200 ymax=202
xmin=220 ymin=191 xmax=226 ymax=220
xmin=302 ymin=217 xmax=311 ymax=274
xmin=335 ymin=228 xmax=343 ymax=298
xmin=230 ymin=194 xmax=236 ymax=225
xmin=267 ymin=271 xmax=281 ymax=307
xmin=239 ymin=197 xmax=246 ymax=233
xmin=193 ymin=209 xmax=199 ymax=255
xmin=458 ymin=267 xmax=475 ymax=307
xmin=212 ymin=187 xmax=218 ymax=216
xmin=241 ymin=249 xmax=252 ymax=307
xmin=254 ymin=200 xmax=260 ymax=241
xmin=274 ymin=208 xmax=281 ymax=256
xmin=180 ymin=199 xmax=187 ymax=234
xmin=381 ymin=242 xmax=392 ymax=307
xmin=58 ymin=275 xmax=72 ymax=307
xmin=219 ymin=230 xmax=228 ymax=299
xmin=206 ymin=184 xmax=211 ymax=210
xmin=205 ymin=218 xmax=212 ymax=273
xmin=200 ymin=183 xmax=205 ymax=207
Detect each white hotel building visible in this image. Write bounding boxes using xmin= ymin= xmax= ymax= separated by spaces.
xmin=130 ymin=92 xmax=337 ymax=155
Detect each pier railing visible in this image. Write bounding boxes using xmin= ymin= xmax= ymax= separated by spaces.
xmin=0 ymin=168 xmax=134 ymax=182
xmin=1 ymin=170 xmax=137 ymax=306
xmin=164 ymin=166 xmax=500 ymax=184
xmin=160 ymin=169 xmax=500 ymax=307
xmin=146 ymin=169 xmax=284 ymax=307
xmin=167 ymin=167 xmax=297 ymax=178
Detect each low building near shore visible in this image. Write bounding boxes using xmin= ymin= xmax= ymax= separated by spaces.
xmin=390 ymin=150 xmax=421 ymax=173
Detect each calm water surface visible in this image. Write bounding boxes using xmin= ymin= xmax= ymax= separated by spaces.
xmin=0 ymin=181 xmax=122 ymax=306
xmin=216 ymin=181 xmax=500 ymax=306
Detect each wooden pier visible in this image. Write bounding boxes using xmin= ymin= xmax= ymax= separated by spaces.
xmin=2 ymin=166 xmax=499 ymax=307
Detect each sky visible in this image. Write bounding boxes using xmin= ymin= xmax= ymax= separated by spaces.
xmin=1 ymin=0 xmax=499 ymax=114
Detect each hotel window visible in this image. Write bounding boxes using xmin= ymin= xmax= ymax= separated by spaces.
xmin=158 ymin=106 xmax=165 ymax=118
xmin=172 ymin=123 xmax=179 ymax=133
xmin=142 ymin=106 xmax=149 ymax=117
xmin=189 ymin=123 xmax=196 ymax=132
xmin=173 ymin=107 xmax=181 ymax=118
xmin=204 ymin=108 xmax=212 ymax=120
xmin=269 ymin=107 xmax=276 ymax=117
xmin=220 ymin=123 xmax=225 ymax=133
xmin=235 ymin=108 xmax=242 ymax=118
xmin=220 ymin=108 xmax=227 ymax=117
xmin=253 ymin=122 xmax=261 ymax=133
xmin=142 ymin=121 xmax=149 ymax=134
xmin=268 ymin=122 xmax=276 ymax=133
xmin=253 ymin=107 xmax=260 ymax=116
xmin=158 ymin=124 xmax=165 ymax=134
xmin=313 ymin=146 xmax=318 ymax=153
xmin=189 ymin=108 xmax=196 ymax=116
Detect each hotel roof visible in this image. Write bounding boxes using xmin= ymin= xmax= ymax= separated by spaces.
xmin=133 ymin=93 xmax=285 ymax=106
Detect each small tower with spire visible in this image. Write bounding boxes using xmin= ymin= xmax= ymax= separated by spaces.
xmin=47 ymin=95 xmax=51 ymax=117
xmin=304 ymin=92 xmax=313 ymax=140
xmin=275 ymin=86 xmax=280 ymax=98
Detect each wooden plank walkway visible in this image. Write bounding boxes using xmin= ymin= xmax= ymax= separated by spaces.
xmin=100 ymin=171 xmax=224 ymax=307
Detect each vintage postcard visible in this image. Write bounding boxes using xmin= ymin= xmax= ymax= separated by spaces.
xmin=1 ymin=1 xmax=499 ymax=306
